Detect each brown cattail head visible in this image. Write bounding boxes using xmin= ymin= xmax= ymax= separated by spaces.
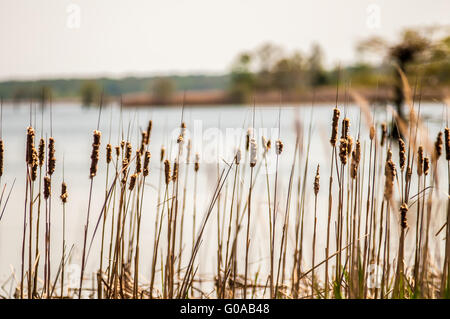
xmin=115 ymin=145 xmax=120 ymax=157
xmin=250 ymin=137 xmax=257 ymax=167
xmin=26 ymin=126 xmax=35 ymax=164
xmin=341 ymin=118 xmax=350 ymax=139
xmin=38 ymin=138 xmax=45 ymax=167
xmin=330 ymin=107 xmax=340 ymax=147
xmin=31 ymin=147 xmax=38 ymax=181
xmin=44 ymin=176 xmax=51 ymax=199
xmin=164 ymin=160 xmax=171 ymax=185
xmin=417 ymin=146 xmax=424 ymax=176
xmin=398 ymin=138 xmax=406 ymax=171
xmin=445 ymin=128 xmax=450 ymax=161
xmin=275 ymin=139 xmax=283 ymax=155
xmin=386 ymin=148 xmax=392 ymax=161
xmin=339 ymin=138 xmax=348 ymax=165
xmin=106 ymin=143 xmax=112 ymax=164
xmin=160 ymin=146 xmax=165 ymax=162
xmin=129 ymin=173 xmax=137 ymax=191
xmin=172 ymin=161 xmax=179 ymax=181
xmin=0 ymin=139 xmax=4 ymax=177
xmin=121 ymin=159 xmax=129 ymax=184
xmin=47 ymin=137 xmax=56 ymax=176
xmin=143 ymin=151 xmax=151 ymax=177
xmin=400 ymin=203 xmax=408 ymax=229
xmin=384 ymin=159 xmax=396 ymax=200
xmin=120 ymin=140 xmax=125 ymax=150
xmin=246 ymin=128 xmax=252 ymax=151
xmin=235 ymin=149 xmax=241 ymax=165
xmin=369 ymin=125 xmax=375 ymax=140
xmin=125 ymin=142 xmax=132 ymax=162
xmin=434 ymin=131 xmax=443 ymax=161
xmin=140 ymin=131 xmax=147 ymax=153
xmin=194 ymin=153 xmax=200 ymax=171
xmin=380 ymin=122 xmax=387 ymax=147
xmin=60 ymin=182 xmax=68 ymax=203
xmin=266 ymin=139 xmax=271 ymax=150
xmin=313 ymin=165 xmax=320 ymax=195
xmin=90 ymin=130 xmax=101 ymax=178
xmin=135 ymin=150 xmax=142 ymax=174
xmin=354 ymin=140 xmax=361 ymax=164
xmin=423 ymin=157 xmax=430 ymax=176
xmin=146 ymin=120 xmax=153 ymax=144
xmin=346 ymin=136 xmax=353 ymax=158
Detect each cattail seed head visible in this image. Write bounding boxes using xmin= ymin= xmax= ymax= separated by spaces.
xmin=60 ymin=182 xmax=68 ymax=203
xmin=106 ymin=143 xmax=112 ymax=164
xmin=44 ymin=176 xmax=51 ymax=199
xmin=417 ymin=146 xmax=424 ymax=176
xmin=172 ymin=162 xmax=179 ymax=181
xmin=445 ymin=128 xmax=450 ymax=161
xmin=384 ymin=159 xmax=396 ymax=200
xmin=145 ymin=120 xmax=153 ymax=145
xmin=423 ymin=157 xmax=430 ymax=176
xmin=275 ymin=139 xmax=283 ymax=155
xmin=313 ymin=165 xmax=320 ymax=195
xmin=115 ymin=145 xmax=120 ymax=157
xmin=140 ymin=131 xmax=147 ymax=153
xmin=235 ymin=149 xmax=241 ymax=165
xmin=164 ymin=160 xmax=171 ymax=185
xmin=38 ymin=138 xmax=45 ymax=167
xmin=129 ymin=173 xmax=137 ymax=191
xmin=250 ymin=137 xmax=257 ymax=167
xmin=434 ymin=131 xmax=443 ymax=161
xmin=266 ymin=139 xmax=271 ymax=150
xmin=346 ymin=136 xmax=353 ymax=158
xmin=31 ymin=147 xmax=38 ymax=181
xmin=125 ymin=142 xmax=132 ymax=162
xmin=400 ymin=203 xmax=408 ymax=229
xmin=47 ymin=137 xmax=56 ymax=176
xmin=380 ymin=122 xmax=387 ymax=147
xmin=330 ymin=107 xmax=340 ymax=147
xmin=143 ymin=151 xmax=151 ymax=177
xmin=398 ymin=138 xmax=406 ymax=171
xmin=339 ymin=138 xmax=348 ymax=165
xmin=160 ymin=146 xmax=165 ymax=162
xmin=246 ymin=128 xmax=252 ymax=151
xmin=194 ymin=153 xmax=200 ymax=171
xmin=369 ymin=125 xmax=375 ymax=140
xmin=341 ymin=118 xmax=350 ymax=139
xmin=135 ymin=150 xmax=142 ymax=174
xmin=89 ymin=131 xmax=101 ymax=178
xmin=26 ymin=126 xmax=35 ymax=164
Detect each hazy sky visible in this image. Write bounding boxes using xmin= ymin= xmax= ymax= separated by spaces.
xmin=0 ymin=0 xmax=449 ymax=80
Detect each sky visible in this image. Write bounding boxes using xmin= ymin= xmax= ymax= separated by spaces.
xmin=0 ymin=0 xmax=449 ymax=80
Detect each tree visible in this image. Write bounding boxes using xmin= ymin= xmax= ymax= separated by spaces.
xmin=151 ymin=77 xmax=175 ymax=105
xmin=229 ymin=53 xmax=255 ymax=103
xmin=80 ymin=80 xmax=101 ymax=106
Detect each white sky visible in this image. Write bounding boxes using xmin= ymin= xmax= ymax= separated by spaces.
xmin=0 ymin=0 xmax=449 ymax=80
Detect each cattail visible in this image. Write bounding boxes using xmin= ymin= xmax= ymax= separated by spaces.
xmin=235 ymin=149 xmax=241 ymax=165
xmin=400 ymin=203 xmax=408 ymax=229
xmin=417 ymin=146 xmax=424 ymax=176
xmin=423 ymin=157 xmax=430 ymax=176
xmin=44 ymin=176 xmax=51 ymax=199
xmin=115 ymin=146 xmax=120 ymax=157
xmin=60 ymin=182 xmax=68 ymax=203
xmin=0 ymin=139 xmax=3 ymax=177
xmin=380 ymin=123 xmax=387 ymax=147
xmin=125 ymin=142 xmax=132 ymax=162
xmin=26 ymin=126 xmax=35 ymax=164
xmin=445 ymin=128 xmax=450 ymax=161
xmin=369 ymin=125 xmax=375 ymax=140
xmin=160 ymin=146 xmax=165 ymax=162
xmin=341 ymin=118 xmax=350 ymax=139
xmin=384 ymin=159 xmax=396 ymax=200
xmin=164 ymin=160 xmax=171 ymax=184
xmin=135 ymin=150 xmax=142 ymax=174
xmin=129 ymin=173 xmax=137 ymax=191
xmin=266 ymin=139 xmax=271 ymax=150
xmin=262 ymin=137 xmax=268 ymax=152
xmin=140 ymin=131 xmax=147 ymax=153
xmin=250 ymin=137 xmax=257 ymax=167
xmin=386 ymin=148 xmax=392 ymax=161
xmin=172 ymin=162 xmax=179 ymax=181
xmin=330 ymin=107 xmax=340 ymax=147
xmin=143 ymin=151 xmax=151 ymax=177
xmin=36 ymin=138 xmax=44 ymax=168
xmin=47 ymin=137 xmax=56 ymax=176
xmin=275 ymin=139 xmax=283 ymax=155
xmin=31 ymin=147 xmax=38 ymax=181
xmin=346 ymin=136 xmax=353 ymax=157
xmin=354 ymin=140 xmax=361 ymax=164
xmin=313 ymin=165 xmax=320 ymax=195
xmin=434 ymin=131 xmax=443 ymax=161
xmin=121 ymin=159 xmax=128 ymax=184
xmin=194 ymin=153 xmax=200 ymax=171
xmin=339 ymin=138 xmax=348 ymax=165
xmin=246 ymin=128 xmax=252 ymax=151
xmin=398 ymin=138 xmax=406 ymax=171
xmin=89 ymin=130 xmax=101 ymax=178
xmin=145 ymin=120 xmax=153 ymax=145
xmin=120 ymin=140 xmax=125 ymax=150
xmin=106 ymin=144 xmax=112 ymax=164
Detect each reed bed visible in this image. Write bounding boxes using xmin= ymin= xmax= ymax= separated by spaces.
xmin=1 ymin=86 xmax=450 ymax=300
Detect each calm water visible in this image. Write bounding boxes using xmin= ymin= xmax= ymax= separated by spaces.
xmin=0 ymin=102 xmax=447 ymax=295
